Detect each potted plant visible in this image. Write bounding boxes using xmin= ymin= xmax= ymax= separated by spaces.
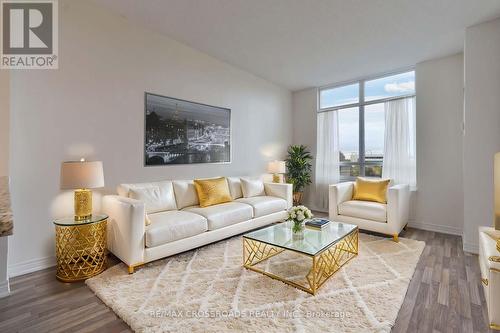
xmin=285 ymin=145 xmax=313 ymax=205
xmin=287 ymin=206 xmax=313 ymax=240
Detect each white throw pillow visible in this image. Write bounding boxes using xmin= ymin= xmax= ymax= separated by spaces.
xmin=227 ymin=177 xmax=243 ymax=200
xmin=172 ymin=180 xmax=200 ymax=209
xmin=118 ymin=181 xmax=178 ymax=213
xmin=240 ymin=177 xmax=266 ymax=198
xmin=129 ymin=186 xmax=172 ymax=214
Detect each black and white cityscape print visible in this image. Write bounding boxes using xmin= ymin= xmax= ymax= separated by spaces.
xmin=144 ymin=93 xmax=231 ymax=166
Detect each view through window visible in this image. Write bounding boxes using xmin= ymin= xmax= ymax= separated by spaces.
xmin=318 ymin=70 xmax=415 ymax=180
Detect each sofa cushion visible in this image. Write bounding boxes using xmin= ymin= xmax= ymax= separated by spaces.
xmin=338 ymin=200 xmax=387 ymax=222
xmin=145 ymin=211 xmax=208 ymax=248
xmin=183 ymin=202 xmax=253 ymax=230
xmin=240 ymin=177 xmax=265 ymax=198
xmin=173 ymin=180 xmax=199 ymax=209
xmin=235 ymin=196 xmax=287 ymax=218
xmin=118 ymin=181 xmax=177 ymax=213
xmin=227 ymin=177 xmax=243 ymax=200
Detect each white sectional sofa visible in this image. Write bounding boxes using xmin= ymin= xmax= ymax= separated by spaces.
xmin=102 ymin=177 xmax=292 ymax=273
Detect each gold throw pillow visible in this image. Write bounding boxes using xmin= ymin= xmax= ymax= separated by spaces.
xmin=194 ymin=177 xmax=232 ymax=208
xmin=352 ymin=177 xmax=391 ymax=204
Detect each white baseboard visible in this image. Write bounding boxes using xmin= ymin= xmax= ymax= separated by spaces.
xmin=408 ymin=221 xmax=463 ymax=236
xmin=307 ymin=203 xmax=327 ymax=214
xmin=463 ymin=242 xmax=479 ymax=254
xmin=8 ymin=256 xmax=56 ymax=278
xmin=0 ymin=279 xmax=10 ymax=298
xmin=311 ymin=208 xmax=328 ymax=215
xmin=310 ymin=209 xmax=464 ymax=238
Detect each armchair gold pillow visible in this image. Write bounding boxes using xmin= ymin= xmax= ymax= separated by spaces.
xmin=352 ymin=177 xmax=391 ymax=203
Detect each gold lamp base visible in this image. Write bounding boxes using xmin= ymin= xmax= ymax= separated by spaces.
xmin=74 ymin=189 xmax=92 ymax=221
xmin=497 ymin=239 xmax=500 ymax=253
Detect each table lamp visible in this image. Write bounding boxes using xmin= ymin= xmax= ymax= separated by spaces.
xmin=60 ymin=159 xmax=104 ymax=221
xmin=267 ymin=160 xmax=286 ymax=183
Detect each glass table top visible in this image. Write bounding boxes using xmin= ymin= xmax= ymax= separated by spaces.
xmin=243 ymin=220 xmax=358 ymax=256
xmin=53 ymin=214 xmax=108 ymax=226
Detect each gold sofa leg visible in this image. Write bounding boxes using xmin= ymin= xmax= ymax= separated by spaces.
xmin=128 ymin=262 xmax=144 ymax=274
xmin=490 ymin=323 xmax=500 ymax=331
xmin=393 ymin=234 xmax=399 ymax=242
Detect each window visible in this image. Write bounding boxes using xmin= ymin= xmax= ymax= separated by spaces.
xmin=338 ymin=107 xmax=359 ymax=179
xmin=365 ymin=71 xmax=415 ymax=102
xmin=364 ymin=103 xmax=385 ymax=177
xmin=319 ymin=83 xmax=359 ymax=109
xmin=318 ymin=70 xmax=415 ymax=181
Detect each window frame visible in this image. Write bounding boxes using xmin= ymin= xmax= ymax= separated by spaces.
xmin=318 ymin=68 xmax=416 ymax=181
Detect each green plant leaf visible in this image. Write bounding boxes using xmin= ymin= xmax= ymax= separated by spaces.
xmin=285 ymin=144 xmax=313 ymax=192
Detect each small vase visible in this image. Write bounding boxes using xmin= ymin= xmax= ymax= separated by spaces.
xmin=292 ymin=221 xmax=305 ymax=240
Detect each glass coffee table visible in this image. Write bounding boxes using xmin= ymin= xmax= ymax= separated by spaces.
xmin=243 ymin=220 xmax=358 ymax=295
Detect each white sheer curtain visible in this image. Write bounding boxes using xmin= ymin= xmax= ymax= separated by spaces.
xmin=315 ymin=111 xmax=340 ymax=210
xmin=382 ymin=96 xmax=416 ymax=189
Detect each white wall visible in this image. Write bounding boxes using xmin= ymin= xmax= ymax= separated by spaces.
xmin=0 ymin=69 xmax=10 ymax=296
xmin=8 ymin=0 xmax=292 ymax=275
xmin=413 ymin=53 xmax=464 ymax=235
xmin=463 ymin=17 xmax=500 ymax=253
xmin=291 ymin=88 xmax=318 ymax=209
xmin=0 ymin=71 xmax=8 ymax=177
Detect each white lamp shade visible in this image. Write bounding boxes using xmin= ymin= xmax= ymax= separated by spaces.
xmin=60 ymin=161 xmax=104 ymax=189
xmin=267 ymin=160 xmax=286 ymax=174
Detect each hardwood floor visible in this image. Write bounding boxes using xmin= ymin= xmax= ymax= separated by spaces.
xmin=0 ymin=255 xmax=131 ymax=333
xmin=0 ymin=228 xmax=493 ymax=332
xmin=393 ymin=228 xmax=492 ymax=333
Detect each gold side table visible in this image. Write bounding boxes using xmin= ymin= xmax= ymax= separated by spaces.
xmin=53 ymin=214 xmax=108 ymax=282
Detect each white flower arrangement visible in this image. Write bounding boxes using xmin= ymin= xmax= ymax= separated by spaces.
xmin=287 ymin=205 xmax=313 ymax=233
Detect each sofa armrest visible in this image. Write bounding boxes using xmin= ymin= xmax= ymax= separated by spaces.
xmin=387 ymin=184 xmax=410 ymax=234
xmin=264 ymin=182 xmax=293 ymax=208
xmin=328 ymin=182 xmax=354 ymax=219
xmin=102 ymin=195 xmax=145 ymax=266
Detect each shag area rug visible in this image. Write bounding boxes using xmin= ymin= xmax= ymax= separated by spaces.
xmin=87 ymin=233 xmax=425 ymax=333
xmin=0 ymin=176 xmax=13 ymax=237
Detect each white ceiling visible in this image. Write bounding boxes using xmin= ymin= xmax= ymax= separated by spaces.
xmin=95 ymin=0 xmax=500 ymax=91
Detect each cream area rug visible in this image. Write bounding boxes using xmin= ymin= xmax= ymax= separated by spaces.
xmin=86 ymin=233 xmax=425 ymax=333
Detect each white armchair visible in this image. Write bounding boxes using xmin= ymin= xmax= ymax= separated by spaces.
xmin=329 ymin=181 xmax=410 ymax=241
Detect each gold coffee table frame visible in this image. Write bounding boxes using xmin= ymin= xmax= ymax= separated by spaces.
xmin=243 ymin=227 xmax=358 ymax=295
xmin=53 ymin=215 xmax=107 ymax=282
